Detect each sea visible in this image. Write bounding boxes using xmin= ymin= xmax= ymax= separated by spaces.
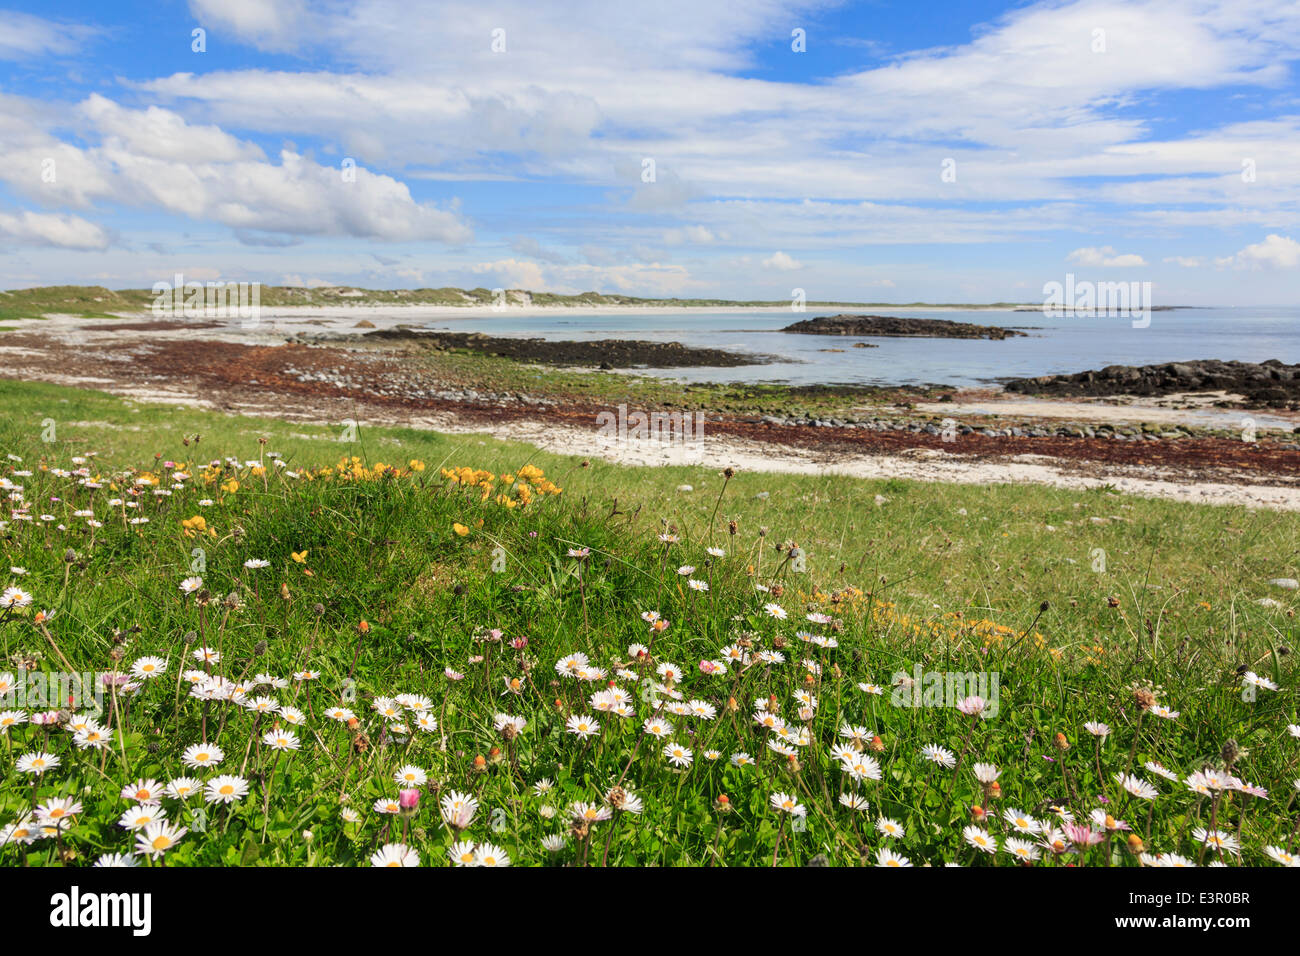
xmin=421 ymin=306 xmax=1300 ymax=390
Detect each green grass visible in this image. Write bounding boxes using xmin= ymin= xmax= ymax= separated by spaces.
xmin=0 ymin=379 xmax=1296 ymax=866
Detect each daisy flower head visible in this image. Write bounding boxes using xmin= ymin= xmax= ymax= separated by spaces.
xmin=921 ymin=744 xmax=957 ymax=768
xmin=875 ymin=817 xmax=905 ymax=839
xmin=118 ymin=805 xmax=167 ymax=831
xmin=131 ymin=656 xmax=167 ymax=680
xmin=204 ymin=775 xmax=250 ymax=805
xmin=1 ymin=587 xmax=34 ymax=609
xmin=371 ymin=843 xmax=420 ymax=867
xmin=166 ymin=777 xmax=202 ymax=800
xmin=770 ymin=792 xmax=806 ymax=816
xmin=121 ymin=778 xmax=165 ymax=804
xmin=1005 ymin=837 xmax=1041 ymax=863
xmin=565 ymin=713 xmax=600 ymax=738
xmin=394 ymin=765 xmax=427 ymax=787
xmin=181 ymin=742 xmax=223 ymax=769
xmin=135 ymin=821 xmax=188 ymax=859
xmin=1116 ymin=772 xmax=1159 ymax=800
xmin=261 ymin=729 xmax=300 ymax=751
xmin=473 ymin=843 xmax=510 ymax=867
xmin=663 ymin=742 xmax=693 ymax=768
xmin=963 ymin=825 xmax=998 ymax=854
xmin=440 ymin=791 xmax=479 ymax=830
xmin=16 ymin=751 xmax=59 ymax=775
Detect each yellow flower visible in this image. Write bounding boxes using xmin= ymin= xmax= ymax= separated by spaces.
xmin=181 ymin=515 xmax=214 ymax=538
xmin=221 ymin=479 xmax=239 ymax=494
xmin=453 ymin=523 xmax=470 ymax=537
xmin=291 ymin=550 xmax=309 ymax=564
xmin=409 ymin=460 xmax=425 ymax=472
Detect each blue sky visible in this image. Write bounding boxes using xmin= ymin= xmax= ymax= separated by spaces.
xmin=1 ymin=0 xmax=1298 ymax=303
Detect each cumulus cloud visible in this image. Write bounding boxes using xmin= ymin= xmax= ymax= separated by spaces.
xmin=0 ymin=210 xmax=110 ymax=250
xmin=762 ymin=251 xmax=802 ymax=271
xmin=1066 ymin=246 xmax=1148 ymax=267
xmin=1221 ymin=234 xmax=1300 ymax=270
xmin=0 ymin=99 xmax=472 ymax=245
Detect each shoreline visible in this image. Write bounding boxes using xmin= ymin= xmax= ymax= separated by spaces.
xmin=0 ymin=311 xmax=1297 ymax=511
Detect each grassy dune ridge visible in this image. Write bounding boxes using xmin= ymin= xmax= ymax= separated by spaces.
xmin=0 ymin=380 xmax=1296 ymax=866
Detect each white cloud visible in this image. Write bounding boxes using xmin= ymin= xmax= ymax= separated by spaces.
xmin=662 ymin=225 xmax=716 ymax=245
xmin=0 ymin=99 xmax=472 ymax=245
xmin=762 ymin=251 xmax=802 ymax=271
xmin=0 ymin=12 xmax=97 ymax=60
xmin=0 ymin=210 xmax=109 ymax=250
xmin=1066 ymin=246 xmax=1148 ymax=267
xmin=187 ymin=0 xmax=309 ymax=53
xmin=470 ymin=259 xmax=548 ymax=291
xmin=1162 ymin=256 xmax=1205 ymax=267
xmin=1222 ymin=234 xmax=1300 ymax=270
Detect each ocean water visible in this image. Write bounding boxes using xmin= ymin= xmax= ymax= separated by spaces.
xmin=423 ymin=306 xmax=1300 ymax=389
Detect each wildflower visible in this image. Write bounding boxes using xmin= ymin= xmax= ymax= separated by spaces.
xmin=1116 ymin=773 xmax=1158 ymax=800
xmin=1193 ymin=828 xmax=1240 ymax=853
xmin=570 ymin=801 xmax=612 ymax=824
xmin=262 ymin=729 xmax=300 ymax=751
xmin=16 ymin=751 xmax=59 ymax=775
xmin=394 ymin=765 xmax=428 ymax=787
xmin=118 ymin=805 xmax=167 ymax=831
xmin=876 ymin=817 xmax=905 ymax=839
xmin=36 ymin=797 xmax=83 ymax=827
xmin=135 ymin=821 xmax=188 ymax=859
xmin=182 ymin=743 xmax=224 ymax=769
xmin=0 ymin=587 xmax=33 ymax=609
xmin=972 ymin=762 xmax=1000 ymax=785
xmin=371 ymin=843 xmax=420 ymax=867
xmin=130 ymin=656 xmax=167 ymax=680
xmin=876 ymin=848 xmax=912 ymax=867
xmin=204 ymin=775 xmax=250 ymax=805
xmin=166 ymin=778 xmax=202 ymax=800
xmin=448 ymin=841 xmax=478 ymax=866
xmin=770 ymin=792 xmax=806 ymax=816
xmin=663 ymin=742 xmax=693 ymax=768
xmin=440 ymin=791 xmax=478 ymax=829
xmin=921 ymin=744 xmax=957 ymax=768
xmin=121 ymin=779 xmax=166 ymax=804
xmin=1242 ymin=671 xmax=1279 ymax=692
xmin=963 ymin=826 xmax=998 ymax=854
xmin=1005 ymin=837 xmax=1041 ymax=863
xmin=565 ymin=714 xmax=600 ymax=738
xmin=473 ymin=843 xmax=510 ymax=867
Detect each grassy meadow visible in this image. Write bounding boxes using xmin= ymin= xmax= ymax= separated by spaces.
xmin=0 ymin=379 xmax=1297 ymax=867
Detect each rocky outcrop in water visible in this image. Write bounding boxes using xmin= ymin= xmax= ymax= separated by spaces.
xmin=289 ymin=326 xmax=766 ymax=368
xmin=1003 ymin=359 xmax=1300 ymax=407
xmin=782 ymin=314 xmax=1026 ymax=340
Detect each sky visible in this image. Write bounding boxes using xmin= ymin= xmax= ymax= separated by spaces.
xmin=0 ymin=0 xmax=1298 ymax=304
